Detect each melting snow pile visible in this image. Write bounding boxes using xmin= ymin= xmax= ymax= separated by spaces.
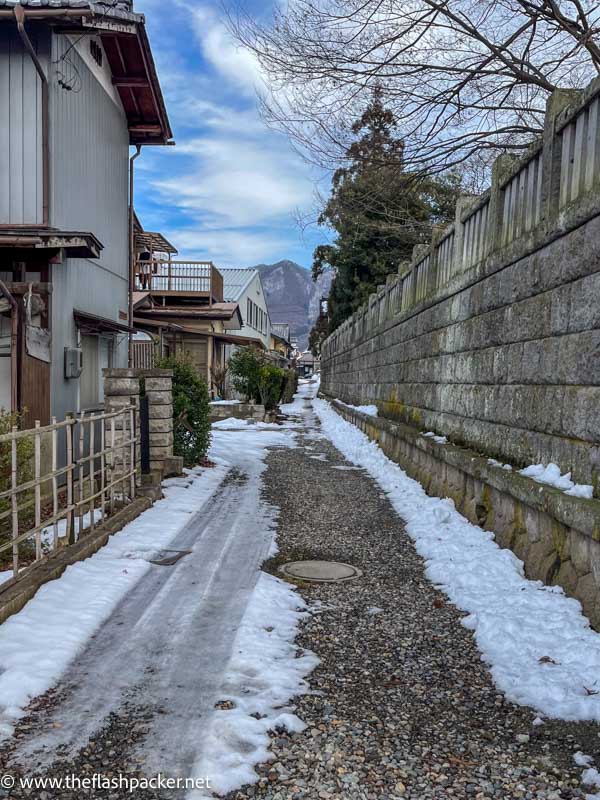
xmin=190 ymin=573 xmax=318 ymax=796
xmin=338 ymin=400 xmax=378 ymax=417
xmin=314 ymin=397 xmax=600 ymax=722
xmin=519 ymin=462 xmax=593 ymax=499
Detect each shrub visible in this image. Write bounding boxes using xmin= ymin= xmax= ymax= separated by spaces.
xmin=156 ymin=356 xmax=211 ymax=466
xmin=228 ymin=346 xmax=265 ymax=402
xmin=281 ymin=369 xmax=299 ymax=404
xmin=259 ymin=365 xmax=287 ymax=412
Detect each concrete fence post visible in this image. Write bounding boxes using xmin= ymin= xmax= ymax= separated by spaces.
xmin=103 ymin=367 xmax=182 ymax=487
xmin=103 ymin=369 xmax=141 ymax=488
xmin=143 ymin=369 xmax=178 ymax=477
xmin=541 ymin=88 xmax=584 ymax=224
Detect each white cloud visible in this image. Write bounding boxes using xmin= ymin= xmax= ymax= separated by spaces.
xmin=167 ymin=226 xmax=290 ymax=266
xmin=191 ymin=5 xmax=264 ymax=96
xmin=154 ymin=135 xmax=312 ymax=228
xmin=133 ymin=0 xmax=321 ymax=268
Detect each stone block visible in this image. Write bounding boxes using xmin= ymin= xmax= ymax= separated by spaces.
xmin=144 ymin=377 xmax=172 ymax=392
xmin=149 ymin=418 xmax=173 ymax=434
xmin=146 ymin=391 xmax=173 ymax=406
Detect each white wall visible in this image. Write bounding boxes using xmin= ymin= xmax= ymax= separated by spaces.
xmin=235 ymin=272 xmax=271 ymax=349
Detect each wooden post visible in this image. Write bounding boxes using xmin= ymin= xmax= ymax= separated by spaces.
xmin=89 ymin=417 xmax=95 ymax=531
xmin=109 ymin=416 xmax=116 ymax=514
xmin=34 ymin=421 xmax=41 ymax=560
xmin=100 ymin=414 xmax=106 ymax=523
xmin=78 ymin=412 xmax=85 ymax=536
xmin=51 ymin=416 xmax=58 ymax=549
xmin=66 ymin=417 xmax=74 ymax=544
xmin=11 ymin=426 xmax=18 ymax=577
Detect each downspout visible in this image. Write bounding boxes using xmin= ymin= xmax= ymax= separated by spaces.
xmin=14 ymin=4 xmax=49 ymax=226
xmin=0 ymin=281 xmax=19 ymax=414
xmin=128 ymin=145 xmax=142 ymax=366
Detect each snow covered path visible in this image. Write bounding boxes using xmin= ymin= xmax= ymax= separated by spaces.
xmin=0 ymin=421 xmax=315 ymax=796
xmin=3 ymin=378 xmax=600 ymax=800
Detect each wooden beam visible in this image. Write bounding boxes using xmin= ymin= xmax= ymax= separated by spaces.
xmin=113 ymin=76 xmax=149 ymax=87
xmin=129 ymin=124 xmax=163 ymax=134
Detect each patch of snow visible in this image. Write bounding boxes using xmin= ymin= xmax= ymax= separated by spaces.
xmin=189 ymin=573 xmax=318 ymax=796
xmin=422 ymin=431 xmax=448 ymax=444
xmin=339 ymin=401 xmax=378 ymax=417
xmin=488 ymin=458 xmax=513 ymax=471
xmin=367 ymin=606 xmax=383 ymax=616
xmin=212 ymin=417 xmax=254 ymax=430
xmin=209 ymin=400 xmax=240 ymax=405
xmin=0 ymin=570 xmax=13 ymax=586
xmin=309 ymin=454 xmax=328 ymax=462
xmin=0 ymin=422 xmax=298 ymax=739
xmin=582 ymin=768 xmax=600 ymax=788
xmin=575 ymin=752 xmax=595 ymax=767
xmin=532 ymin=716 xmax=544 ymax=726
xmin=520 ymin=463 xmax=593 ymax=499
xmin=313 ymin=397 xmax=600 ymax=723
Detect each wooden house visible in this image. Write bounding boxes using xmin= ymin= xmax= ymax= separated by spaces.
xmin=131 ymin=219 xmax=244 ymax=396
xmin=0 ymin=0 xmax=172 ymax=426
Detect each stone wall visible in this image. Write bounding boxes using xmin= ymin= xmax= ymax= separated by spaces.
xmin=322 ymin=79 xmax=600 ymax=490
xmin=332 ymin=401 xmax=600 ymax=628
xmin=320 ymin=78 xmax=600 ymax=620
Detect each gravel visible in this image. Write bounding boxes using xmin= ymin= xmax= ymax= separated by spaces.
xmin=0 ymin=405 xmax=599 ymax=799
xmin=228 ymin=417 xmax=600 ymax=800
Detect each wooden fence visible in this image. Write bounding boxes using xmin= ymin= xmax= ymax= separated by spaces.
xmin=0 ymin=404 xmax=138 ymax=585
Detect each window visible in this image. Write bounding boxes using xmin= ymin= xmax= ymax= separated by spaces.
xmin=90 ymin=39 xmax=103 ymax=67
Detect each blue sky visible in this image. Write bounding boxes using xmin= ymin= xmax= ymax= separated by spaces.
xmin=133 ymin=0 xmax=326 ymax=269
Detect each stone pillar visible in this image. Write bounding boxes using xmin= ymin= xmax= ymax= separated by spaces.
xmin=103 ymin=367 xmax=182 ymax=488
xmin=541 ymin=88 xmax=584 ymax=224
xmin=143 ymin=369 xmax=178 ymax=476
xmin=102 ymin=369 xmax=141 ymax=490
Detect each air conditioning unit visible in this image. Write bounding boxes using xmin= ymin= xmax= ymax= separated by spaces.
xmin=64 ymin=346 xmax=83 ymax=378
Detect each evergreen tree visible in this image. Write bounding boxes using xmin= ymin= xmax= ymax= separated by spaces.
xmin=313 ymin=88 xmax=460 ymax=332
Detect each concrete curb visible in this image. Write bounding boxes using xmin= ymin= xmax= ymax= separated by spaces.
xmin=0 ymin=496 xmax=155 ymax=626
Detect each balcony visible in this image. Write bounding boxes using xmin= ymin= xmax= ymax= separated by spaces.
xmin=135 ymin=260 xmax=224 ymax=303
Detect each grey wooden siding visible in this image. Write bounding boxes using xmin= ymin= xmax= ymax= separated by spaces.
xmin=0 ymin=26 xmax=46 ymax=224
xmin=50 ymin=34 xmax=129 ymax=277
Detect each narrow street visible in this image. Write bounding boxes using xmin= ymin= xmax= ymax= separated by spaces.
xmin=0 ymin=382 xmax=598 ymax=799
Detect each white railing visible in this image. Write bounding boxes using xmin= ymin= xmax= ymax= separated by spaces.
xmin=0 ymin=404 xmax=138 ymax=586
xmin=135 ymin=260 xmax=223 ymax=298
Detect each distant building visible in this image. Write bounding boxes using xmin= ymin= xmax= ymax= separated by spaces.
xmin=131 ymin=220 xmax=242 ymax=397
xmin=269 ymin=323 xmax=292 ymax=366
xmin=297 ymin=351 xmax=316 ymax=378
xmin=220 ymin=269 xmax=271 ymax=351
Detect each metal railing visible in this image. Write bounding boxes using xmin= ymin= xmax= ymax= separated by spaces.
xmin=0 ymin=404 xmax=138 ymax=586
xmin=135 ymin=260 xmax=224 ymax=301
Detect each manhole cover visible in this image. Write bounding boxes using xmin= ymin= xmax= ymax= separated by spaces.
xmin=279 ymin=560 xmax=362 ymax=583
